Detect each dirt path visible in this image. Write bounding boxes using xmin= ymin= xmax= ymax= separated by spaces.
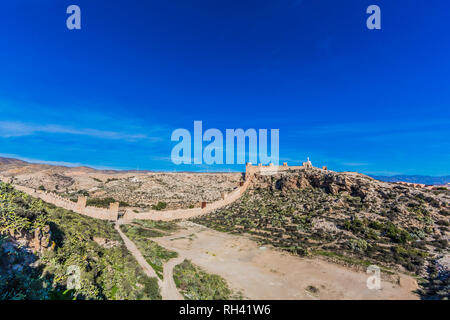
xmin=161 ymin=256 xmax=185 ymax=300
xmin=115 ymin=221 xmax=184 ymax=300
xmin=115 ymin=222 xmax=161 ymax=281
xmin=151 ymin=221 xmax=420 ymax=300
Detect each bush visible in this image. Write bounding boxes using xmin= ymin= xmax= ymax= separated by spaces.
xmin=383 ymin=222 xmax=411 ymax=244
xmin=436 ymin=220 xmax=449 ymax=226
xmin=86 ymin=197 xmax=129 ymax=208
xmin=151 ymin=202 xmax=167 ymax=211
xmin=173 ymin=259 xmax=233 ymax=300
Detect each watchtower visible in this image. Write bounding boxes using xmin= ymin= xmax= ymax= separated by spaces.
xmin=76 ymin=196 xmax=87 ymax=213
xmin=302 ymin=157 xmax=313 ymax=169
xmin=109 ymin=202 xmax=120 ymax=220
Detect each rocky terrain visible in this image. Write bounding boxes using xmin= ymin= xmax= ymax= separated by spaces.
xmin=0 ymin=157 xmax=242 ymax=210
xmin=194 ymin=168 xmax=450 ymax=299
xmin=1 ymin=156 xmax=449 ymax=299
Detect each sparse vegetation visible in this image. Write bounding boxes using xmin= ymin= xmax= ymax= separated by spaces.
xmin=194 ymin=169 xmax=449 ymax=299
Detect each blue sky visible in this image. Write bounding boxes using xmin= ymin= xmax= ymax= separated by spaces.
xmin=0 ymin=0 xmax=449 ymax=175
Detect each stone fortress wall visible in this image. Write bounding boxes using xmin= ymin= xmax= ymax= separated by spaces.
xmin=0 ymin=159 xmax=323 ymax=222
xmin=122 ymin=178 xmax=251 ymax=221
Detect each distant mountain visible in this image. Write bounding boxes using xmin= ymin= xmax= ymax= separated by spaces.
xmin=370 ymin=175 xmax=450 ymax=185
xmin=0 ymin=157 xmax=28 ymax=166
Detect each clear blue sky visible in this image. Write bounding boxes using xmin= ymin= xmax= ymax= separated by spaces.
xmin=0 ymin=0 xmax=449 ymax=175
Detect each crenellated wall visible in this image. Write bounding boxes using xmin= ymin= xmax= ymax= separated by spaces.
xmin=121 ymin=178 xmax=251 ymax=221
xmin=244 ymin=161 xmax=323 ymax=179
xmin=0 ymin=162 xmax=319 ymax=222
xmin=0 ymin=174 xmax=250 ymax=222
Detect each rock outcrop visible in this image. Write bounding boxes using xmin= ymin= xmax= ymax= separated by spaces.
xmin=7 ymin=225 xmax=53 ymax=254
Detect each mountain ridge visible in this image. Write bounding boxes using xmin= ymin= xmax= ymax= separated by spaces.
xmin=371 ymin=175 xmax=450 ymax=186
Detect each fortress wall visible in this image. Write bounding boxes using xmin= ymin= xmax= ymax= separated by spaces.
xmin=82 ymin=205 xmax=117 ymax=220
xmin=2 ymin=163 xmax=307 ymax=223
xmin=124 ymin=177 xmax=251 ymax=222
xmin=2 ymin=166 xmax=253 ymax=223
xmin=245 ymin=163 xmax=307 ymax=176
xmin=3 ymin=180 xmax=116 ymax=221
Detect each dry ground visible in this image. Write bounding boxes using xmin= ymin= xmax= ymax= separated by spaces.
xmin=152 ymin=222 xmax=419 ymax=300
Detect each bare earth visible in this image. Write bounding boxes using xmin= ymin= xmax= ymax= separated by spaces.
xmin=153 ymin=222 xmax=419 ymax=300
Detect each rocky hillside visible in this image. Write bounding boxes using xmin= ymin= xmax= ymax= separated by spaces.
xmin=0 ymin=157 xmax=242 ymax=210
xmin=193 ymin=168 xmax=450 ymax=299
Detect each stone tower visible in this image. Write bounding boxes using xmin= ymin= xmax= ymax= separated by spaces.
xmin=302 ymin=157 xmax=313 ymax=169
xmin=76 ymin=196 xmax=87 ymax=213
xmin=109 ymin=202 xmax=120 ymax=220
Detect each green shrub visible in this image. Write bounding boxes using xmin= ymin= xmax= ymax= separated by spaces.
xmin=173 ymin=259 xmax=233 ymax=300
xmin=151 ymin=202 xmax=167 ymax=211
xmin=86 ymin=197 xmax=129 ymax=208
xmin=383 ymin=222 xmax=411 ymax=244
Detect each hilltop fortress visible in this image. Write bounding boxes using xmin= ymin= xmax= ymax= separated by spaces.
xmin=245 ymin=158 xmax=327 ymax=178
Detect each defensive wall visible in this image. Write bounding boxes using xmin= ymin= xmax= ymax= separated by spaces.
xmin=121 ymin=178 xmax=251 ymax=221
xmin=0 ymin=174 xmax=249 ymax=222
xmin=0 ymin=159 xmax=324 ymax=222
